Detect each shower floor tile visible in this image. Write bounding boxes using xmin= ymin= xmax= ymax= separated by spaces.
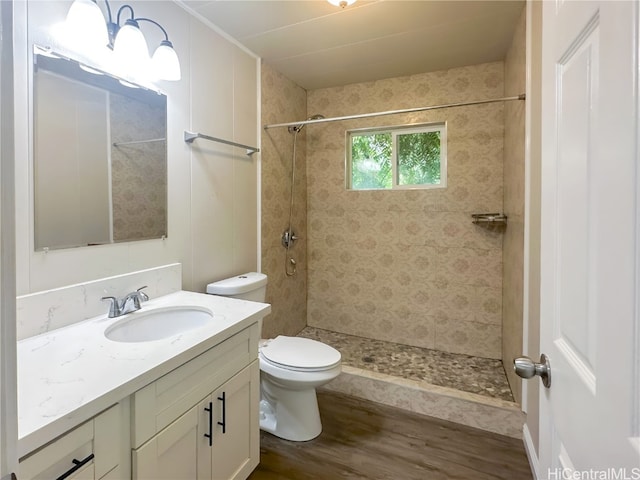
xmin=297 ymin=326 xmax=514 ymax=402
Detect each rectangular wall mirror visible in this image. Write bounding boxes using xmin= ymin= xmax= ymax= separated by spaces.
xmin=33 ymin=46 xmax=168 ymax=251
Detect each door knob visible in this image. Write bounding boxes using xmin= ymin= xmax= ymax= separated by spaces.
xmin=513 ymin=354 xmax=551 ymax=388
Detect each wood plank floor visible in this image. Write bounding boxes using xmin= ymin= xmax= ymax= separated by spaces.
xmin=248 ymin=391 xmax=532 ymax=480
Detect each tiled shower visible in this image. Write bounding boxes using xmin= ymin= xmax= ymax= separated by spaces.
xmin=261 ymin=7 xmax=525 ymax=436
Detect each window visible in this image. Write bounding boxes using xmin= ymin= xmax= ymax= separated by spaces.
xmin=347 ymin=123 xmax=447 ymax=190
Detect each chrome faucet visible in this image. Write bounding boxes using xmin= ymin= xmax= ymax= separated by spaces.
xmin=101 ymin=286 xmax=149 ymax=318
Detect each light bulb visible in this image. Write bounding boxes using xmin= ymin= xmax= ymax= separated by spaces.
xmin=152 ymin=40 xmax=181 ymax=81
xmin=327 ymin=0 xmax=357 ymax=7
xmin=65 ymin=0 xmax=108 ymax=51
xmin=113 ymin=19 xmax=149 ymax=75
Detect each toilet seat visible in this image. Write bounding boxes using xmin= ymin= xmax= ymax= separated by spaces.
xmin=260 ymin=336 xmax=341 ymax=372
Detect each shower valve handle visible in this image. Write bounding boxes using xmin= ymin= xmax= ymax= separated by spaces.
xmin=281 ymin=230 xmax=301 ymax=248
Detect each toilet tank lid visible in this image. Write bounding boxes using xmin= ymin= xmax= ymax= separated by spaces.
xmin=206 ymin=272 xmax=267 ymax=295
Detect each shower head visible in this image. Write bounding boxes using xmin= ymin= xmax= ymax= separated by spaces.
xmin=288 ymin=114 xmax=325 ymax=134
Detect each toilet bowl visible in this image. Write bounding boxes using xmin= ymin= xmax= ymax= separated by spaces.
xmin=206 ymin=272 xmax=342 ymax=441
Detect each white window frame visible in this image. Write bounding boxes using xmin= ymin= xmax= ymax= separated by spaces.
xmin=346 ymin=122 xmax=447 ymax=191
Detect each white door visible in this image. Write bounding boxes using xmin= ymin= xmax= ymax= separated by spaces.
xmin=0 ymin=1 xmax=18 ymax=479
xmin=539 ymin=0 xmax=640 ymax=475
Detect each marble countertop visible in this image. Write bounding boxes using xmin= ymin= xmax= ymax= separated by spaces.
xmin=17 ymin=290 xmax=270 ymax=457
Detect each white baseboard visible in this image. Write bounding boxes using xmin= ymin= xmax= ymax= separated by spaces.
xmin=523 ymin=423 xmax=542 ymax=479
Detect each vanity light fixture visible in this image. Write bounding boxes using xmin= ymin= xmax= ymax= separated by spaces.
xmin=65 ymin=0 xmax=181 ymax=81
xmin=65 ymin=0 xmax=109 ymax=50
xmin=327 ymin=0 xmax=357 ymax=8
xmin=111 ymin=9 xmax=148 ymax=76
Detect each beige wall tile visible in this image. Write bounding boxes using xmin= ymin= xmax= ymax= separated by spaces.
xmin=323 ymin=367 xmax=524 ymax=438
xmin=307 ymin=62 xmax=505 ymax=358
xmin=435 ymin=318 xmax=502 ymax=358
xmin=110 ymin=95 xmax=166 ymax=242
xmin=502 ymin=7 xmax=526 ymax=403
xmin=260 ymin=62 xmax=308 ymax=337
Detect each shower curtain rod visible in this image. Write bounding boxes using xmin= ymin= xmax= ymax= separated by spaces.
xmin=263 ymin=94 xmax=525 ymax=130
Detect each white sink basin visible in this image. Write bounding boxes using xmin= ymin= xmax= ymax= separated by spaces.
xmin=105 ymin=306 xmax=216 ymax=343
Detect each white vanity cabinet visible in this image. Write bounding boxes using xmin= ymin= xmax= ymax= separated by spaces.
xmin=132 ymin=323 xmax=260 ymax=480
xmin=197 ymin=362 xmax=260 ymax=480
xmin=18 ymin=403 xmax=126 ymax=480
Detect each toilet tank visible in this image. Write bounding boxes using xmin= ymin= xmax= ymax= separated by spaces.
xmin=206 ymin=272 xmax=267 ymax=302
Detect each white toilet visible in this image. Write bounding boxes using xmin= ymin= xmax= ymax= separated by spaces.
xmin=206 ymin=272 xmax=342 ymax=442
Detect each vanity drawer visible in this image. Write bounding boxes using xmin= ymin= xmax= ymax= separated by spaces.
xmin=132 ymin=323 xmax=259 ymax=448
xmin=19 ymin=404 xmax=121 ymax=480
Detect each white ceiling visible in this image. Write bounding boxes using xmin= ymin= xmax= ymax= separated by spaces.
xmin=182 ymin=0 xmax=525 ymax=90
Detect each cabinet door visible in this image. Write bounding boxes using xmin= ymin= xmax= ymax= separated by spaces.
xmin=210 ymin=361 xmax=259 ymax=480
xmin=132 ymin=405 xmax=199 ymax=480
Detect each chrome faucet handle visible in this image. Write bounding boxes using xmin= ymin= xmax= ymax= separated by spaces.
xmin=122 ymin=291 xmax=141 ymax=310
xmin=101 ymin=296 xmax=121 ymax=318
xmin=136 ymin=286 xmax=149 ymax=302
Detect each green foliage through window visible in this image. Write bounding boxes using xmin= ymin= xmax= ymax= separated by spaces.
xmin=397 ymin=131 xmax=441 ymax=186
xmin=349 ymin=124 xmax=445 ymax=190
xmin=351 ymin=133 xmax=392 ymax=189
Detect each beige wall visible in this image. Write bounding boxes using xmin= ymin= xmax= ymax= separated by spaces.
xmin=260 ymin=62 xmax=308 ymax=338
xmin=187 ymin=17 xmax=259 ymax=293
xmin=526 ymin=0 xmax=543 ymax=456
xmin=15 ymin=1 xmax=259 ymax=295
xmin=306 ymin=63 xmax=505 ymax=359
xmin=502 ymin=6 xmax=527 ymax=404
